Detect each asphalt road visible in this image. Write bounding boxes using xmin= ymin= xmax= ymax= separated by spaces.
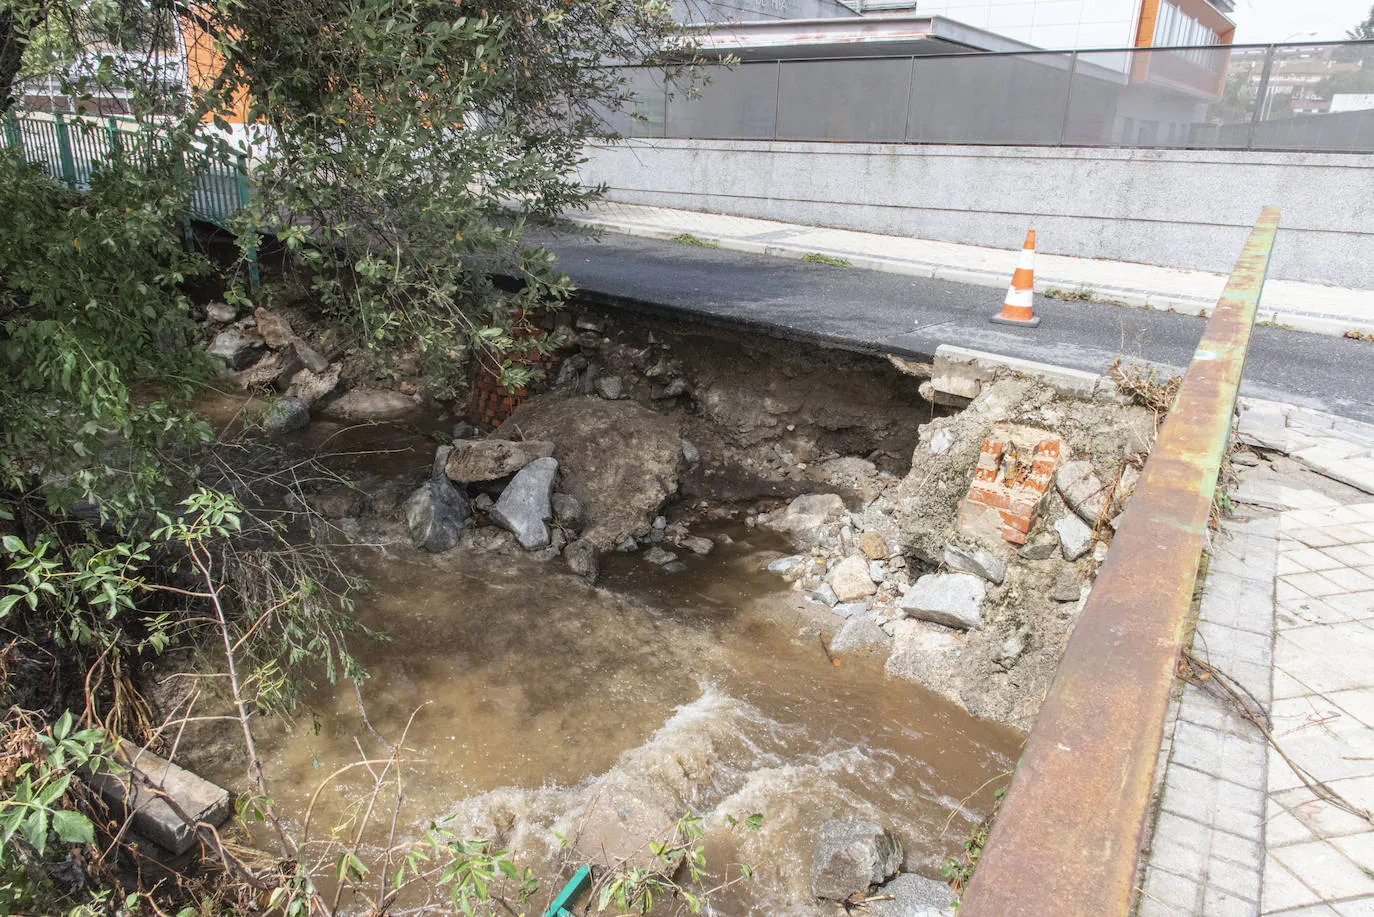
xmin=538 ymin=231 xmax=1374 ymax=424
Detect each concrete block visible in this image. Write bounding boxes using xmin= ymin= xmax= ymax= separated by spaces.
xmin=930 ymin=345 xmax=1126 ymax=405
xmin=89 ymin=742 xmax=230 ymax=854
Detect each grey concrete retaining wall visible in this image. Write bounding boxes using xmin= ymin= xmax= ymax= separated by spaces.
xmin=578 ymin=140 xmax=1374 ymax=287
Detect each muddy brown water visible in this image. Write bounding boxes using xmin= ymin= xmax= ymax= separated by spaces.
xmin=195 ymin=398 xmax=1022 ymax=915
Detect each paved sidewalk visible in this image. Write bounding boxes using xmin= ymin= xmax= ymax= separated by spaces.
xmin=569 ymin=201 xmax=1374 ymax=340
xmin=1136 ymin=409 xmax=1374 ymax=916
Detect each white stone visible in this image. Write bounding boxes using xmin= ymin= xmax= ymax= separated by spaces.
xmin=898 ymin=573 xmax=986 ymax=630
xmin=943 ymin=544 xmax=1007 ymax=584
xmin=830 ymin=555 xmax=878 ymax=604
xmin=1055 ymin=514 xmax=1094 ymax=561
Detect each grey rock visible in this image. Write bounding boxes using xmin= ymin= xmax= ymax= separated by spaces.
xmin=472 ymin=493 xmax=494 ymax=513
xmin=1019 ymin=536 xmax=1059 ymax=561
xmin=286 ymin=363 xmax=341 ymax=408
xmin=452 ymin=422 xmax=479 ymax=440
xmin=767 ymin=555 xmax=805 ymax=576
xmin=1051 ymin=568 xmax=1083 ymax=603
xmin=490 ymin=457 xmax=558 ymax=550
xmin=865 ymin=873 xmax=955 ymax=917
xmin=564 ymin=538 xmax=600 ymax=582
xmin=643 ymin=546 xmax=677 ymax=565
xmin=327 ymin=388 xmax=418 ymax=422
xmin=614 ymin=534 xmax=638 ymax=553
xmin=943 ymin=544 xmax=1007 ymax=585
xmin=264 ymin=395 xmax=310 ymax=436
xmin=830 ymin=612 xmax=891 ymax=653
xmin=552 ymin=492 xmax=584 ymax=526
xmin=205 ymin=301 xmax=237 ymax=324
xmin=813 ymin=583 xmax=839 ymax=607
xmin=812 ymin=819 xmax=903 ymax=901
xmin=675 ymin=534 xmax=714 ymax=556
xmin=765 ymin=493 xmax=846 ymax=547
xmin=295 ymin=341 xmax=330 ymax=374
xmin=208 ymin=329 xmax=264 ymax=370
xmin=830 ymin=555 xmax=878 ymax=603
xmin=1232 ymin=450 xmax=1261 ymax=467
xmin=680 ymin=439 xmax=700 ymax=465
xmin=595 ymin=375 xmax=623 ymax=400
xmin=405 ymin=478 xmax=471 ymax=552
xmin=88 ymin=741 xmax=229 ymax=856
xmin=898 ymin=573 xmax=986 ymax=630
xmin=663 ymin=561 xmax=688 ymax=573
xmin=445 ymin=439 xmax=556 ymax=483
xmin=995 ymin=630 xmax=1027 ymax=671
xmin=656 ymin=378 xmax=691 ymax=399
xmin=1055 ymin=514 xmax=1094 ymax=561
xmin=574 ymin=314 xmax=606 ymax=333
xmin=832 ymin=601 xmax=870 ymax=619
xmin=869 ymin=560 xmax=887 ymax=583
xmin=253 ymin=307 xmax=295 ymax=349
xmin=1057 ymin=460 xmax=1111 ymax=526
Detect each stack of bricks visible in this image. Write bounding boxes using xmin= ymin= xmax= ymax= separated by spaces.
xmin=468 ymin=308 xmax=564 ymax=429
xmin=958 ymin=425 xmax=1063 ymax=545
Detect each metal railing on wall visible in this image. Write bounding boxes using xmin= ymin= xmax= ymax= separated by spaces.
xmin=1 ymin=110 xmax=250 ymax=227
xmin=604 ymin=39 xmax=1374 ymax=154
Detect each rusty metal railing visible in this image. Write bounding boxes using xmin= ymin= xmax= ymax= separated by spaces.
xmin=959 ymin=207 xmax=1280 ymax=917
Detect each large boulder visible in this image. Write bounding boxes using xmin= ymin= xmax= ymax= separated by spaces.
xmin=812 ymin=819 xmax=904 ymax=901
xmin=490 ymin=457 xmax=558 ymax=550
xmin=325 ymin=388 xmax=418 ymax=422
xmin=287 ymin=363 xmax=341 ymax=408
xmin=764 ymin=493 xmax=846 ymax=548
xmin=444 ymin=439 xmax=555 ymax=484
xmin=405 ymin=477 xmax=471 ymax=552
xmin=263 ymin=395 xmax=310 ymax=436
xmin=208 ymin=330 xmax=265 ymax=370
xmin=495 ymin=394 xmax=682 ymax=550
xmin=898 ymin=573 xmax=986 ymax=630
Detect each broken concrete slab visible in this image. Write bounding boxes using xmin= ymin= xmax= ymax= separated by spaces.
xmin=943 ymin=544 xmax=1006 ymax=585
xmin=898 ymin=573 xmax=986 ymax=630
xmin=927 ymin=345 xmax=1128 ymax=406
xmin=88 ymin=742 xmax=230 ymax=855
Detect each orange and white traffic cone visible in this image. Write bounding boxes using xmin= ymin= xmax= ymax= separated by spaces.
xmin=990 ymin=229 xmax=1041 ymax=327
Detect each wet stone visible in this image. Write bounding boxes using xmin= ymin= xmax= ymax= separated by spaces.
xmin=564 ymin=538 xmax=599 ymax=583
xmin=767 ymin=555 xmax=805 ymax=576
xmin=490 ymin=457 xmax=557 ymax=550
xmin=264 ymin=395 xmax=310 ymax=436
xmin=643 ymin=546 xmax=677 ymax=565
xmin=208 ymin=329 xmax=264 ymax=370
xmin=830 ymin=613 xmax=891 ymax=654
xmin=405 ymin=478 xmax=471 ymax=553
xmin=552 ymin=492 xmax=584 ymax=526
xmin=812 ymin=819 xmax=904 ymax=901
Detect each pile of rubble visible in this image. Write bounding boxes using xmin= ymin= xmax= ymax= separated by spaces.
xmin=761 ymin=374 xmax=1157 ymax=729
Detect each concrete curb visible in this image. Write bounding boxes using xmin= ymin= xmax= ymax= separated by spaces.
xmin=568 ymin=217 xmax=1374 ymax=341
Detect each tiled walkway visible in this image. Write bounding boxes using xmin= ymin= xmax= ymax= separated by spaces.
xmin=1138 ymin=426 xmax=1374 ymax=916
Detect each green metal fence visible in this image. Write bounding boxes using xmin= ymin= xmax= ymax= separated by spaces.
xmin=0 ymin=110 xmax=250 ymax=227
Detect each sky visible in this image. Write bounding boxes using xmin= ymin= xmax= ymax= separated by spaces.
xmin=1227 ymin=0 xmax=1372 ymax=43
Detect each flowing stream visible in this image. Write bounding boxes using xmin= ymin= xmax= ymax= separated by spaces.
xmin=194 ymin=403 xmax=1023 ymax=915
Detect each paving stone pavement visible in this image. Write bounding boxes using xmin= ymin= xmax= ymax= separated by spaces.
xmin=1137 ymin=418 xmax=1374 ymax=917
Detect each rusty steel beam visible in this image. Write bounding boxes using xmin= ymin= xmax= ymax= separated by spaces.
xmin=959 ymin=207 xmax=1281 ymax=917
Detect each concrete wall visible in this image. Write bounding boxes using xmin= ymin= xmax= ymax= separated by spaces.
xmin=579 ymin=139 xmax=1374 ymax=287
